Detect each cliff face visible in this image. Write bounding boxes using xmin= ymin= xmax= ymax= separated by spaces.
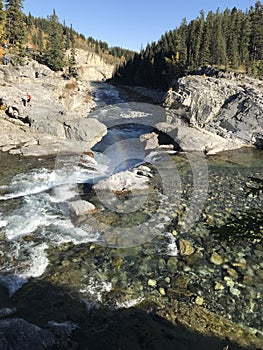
xmin=0 ymin=49 xmax=113 ymax=156
xmin=163 ymin=74 xmax=263 ymax=153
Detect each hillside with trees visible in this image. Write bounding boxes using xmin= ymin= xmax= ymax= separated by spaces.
xmin=0 ymin=0 xmax=135 ymax=75
xmin=113 ymin=1 xmax=263 ymax=89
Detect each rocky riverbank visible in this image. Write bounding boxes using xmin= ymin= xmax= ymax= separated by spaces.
xmin=162 ymin=69 xmax=263 ymax=154
xmin=0 ymin=57 xmax=262 ymax=350
xmin=1 ymin=58 xmax=263 ymax=158
xmin=0 ymin=49 xmax=112 ymax=156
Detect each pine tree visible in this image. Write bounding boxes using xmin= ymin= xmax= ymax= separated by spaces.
xmin=250 ymin=1 xmax=263 ymax=62
xmin=199 ymin=19 xmax=211 ymax=65
xmin=68 ymin=25 xmax=77 ymax=77
xmin=0 ymin=0 xmax=6 ymax=44
xmin=44 ymin=10 xmax=65 ymax=71
xmin=26 ymin=10 xmax=33 ymax=28
xmin=5 ymin=0 xmax=26 ymax=51
xmin=213 ymin=9 xmax=227 ymax=67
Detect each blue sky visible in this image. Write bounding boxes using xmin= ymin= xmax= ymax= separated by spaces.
xmin=23 ymin=0 xmax=257 ymax=52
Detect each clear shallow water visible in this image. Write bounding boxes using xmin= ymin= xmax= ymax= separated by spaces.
xmin=0 ymin=84 xmax=262 ymax=343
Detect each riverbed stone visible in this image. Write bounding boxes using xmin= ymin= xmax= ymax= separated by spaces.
xmin=195 ymin=296 xmax=204 ymax=306
xmin=227 ymin=267 xmax=239 ymax=279
xmin=68 ymin=200 xmax=96 ymax=217
xmin=167 ymin=257 xmax=178 ymax=271
xmin=178 ymin=238 xmax=195 ymax=256
xmin=230 ymin=287 xmax=241 ymax=297
xmin=214 ymin=282 xmax=225 ymax=291
xmin=148 ymin=279 xmax=157 ymax=288
xmin=224 ymin=276 xmax=235 ymax=288
xmin=210 ymin=252 xmax=223 ymax=265
xmin=159 ymin=287 xmax=166 ymax=296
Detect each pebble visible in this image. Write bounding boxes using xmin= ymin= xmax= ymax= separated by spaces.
xmin=159 ymin=287 xmax=166 ymax=296
xmin=224 ymin=276 xmax=235 ymax=288
xmin=232 ymin=260 xmax=246 ymax=271
xmin=227 ymin=268 xmax=239 ymax=279
xmin=167 ymin=257 xmax=178 ymax=271
xmin=255 ymin=269 xmax=263 ymax=279
xmin=165 ymin=277 xmax=171 ymax=284
xmin=195 ymin=296 xmax=204 ymax=305
xmin=214 ymin=282 xmax=225 ymax=291
xmin=148 ymin=279 xmax=157 ymax=287
xmin=210 ymin=252 xmax=223 ymax=265
xmin=230 ymin=287 xmax=241 ymax=296
xmin=178 ymin=238 xmax=195 ymax=256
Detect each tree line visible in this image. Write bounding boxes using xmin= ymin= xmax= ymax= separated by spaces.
xmin=0 ymin=0 xmax=135 ymax=74
xmin=113 ymin=1 xmax=263 ymax=89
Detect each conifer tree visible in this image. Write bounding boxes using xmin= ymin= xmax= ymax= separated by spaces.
xmin=250 ymin=1 xmax=263 ymax=62
xmin=239 ymin=13 xmax=251 ymax=69
xmin=199 ymin=21 xmax=211 ymax=65
xmin=44 ymin=10 xmax=65 ymax=71
xmin=113 ymin=2 xmax=263 ymax=88
xmin=0 ymin=0 xmax=6 ymax=45
xmin=5 ymin=0 xmax=26 ymax=52
xmin=213 ymin=9 xmax=227 ymax=66
xmin=68 ymin=25 xmax=77 ymax=77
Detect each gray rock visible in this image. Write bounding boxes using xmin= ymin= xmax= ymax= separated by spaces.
xmin=68 ymin=200 xmax=96 ymax=217
xmin=140 ymin=132 xmax=159 ymax=150
xmin=64 ymin=118 xmax=107 ymax=148
xmin=93 ymin=170 xmax=149 ymax=193
xmin=21 ymin=140 xmax=84 ymax=157
xmin=156 ymin=123 xmax=244 ymax=154
xmin=163 ymin=74 xmax=263 ymax=151
xmin=0 ymin=318 xmax=56 ymax=350
xmin=0 ymin=51 xmax=113 ymax=156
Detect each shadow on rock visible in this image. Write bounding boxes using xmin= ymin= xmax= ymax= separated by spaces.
xmin=0 ymin=278 xmax=251 ymax=350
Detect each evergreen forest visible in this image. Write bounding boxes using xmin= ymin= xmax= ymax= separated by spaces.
xmin=113 ymin=1 xmax=263 ymax=89
xmin=0 ymin=1 xmax=262 ymax=88
xmin=0 ymin=0 xmax=134 ymax=75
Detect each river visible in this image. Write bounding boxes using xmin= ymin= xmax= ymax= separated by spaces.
xmin=0 ymin=83 xmax=262 ymax=349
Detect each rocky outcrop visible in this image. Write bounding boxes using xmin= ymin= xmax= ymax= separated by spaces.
xmin=0 ymin=50 xmax=114 ymax=156
xmin=155 ymin=122 xmax=244 ymax=155
xmin=163 ymin=73 xmax=263 ymax=152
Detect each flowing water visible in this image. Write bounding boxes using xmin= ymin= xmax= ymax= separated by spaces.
xmin=0 ymin=83 xmax=262 ymax=346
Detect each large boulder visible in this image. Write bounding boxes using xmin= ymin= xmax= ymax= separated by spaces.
xmin=64 ymin=118 xmax=107 ymax=148
xmin=207 ymin=88 xmax=263 ymax=143
xmin=163 ymin=74 xmax=263 ymax=149
xmin=94 ymin=170 xmax=149 ymax=193
xmin=156 ymin=122 xmax=245 ymax=154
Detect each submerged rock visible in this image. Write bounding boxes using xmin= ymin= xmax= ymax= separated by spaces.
xmin=93 ymin=170 xmax=149 ymax=193
xmin=178 ymin=238 xmax=195 ymax=256
xmin=68 ymin=200 xmax=96 ymax=217
xmin=210 ymin=252 xmax=223 ymax=265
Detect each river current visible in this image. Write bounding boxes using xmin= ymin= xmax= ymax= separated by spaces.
xmin=0 ymin=83 xmax=262 ymax=346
